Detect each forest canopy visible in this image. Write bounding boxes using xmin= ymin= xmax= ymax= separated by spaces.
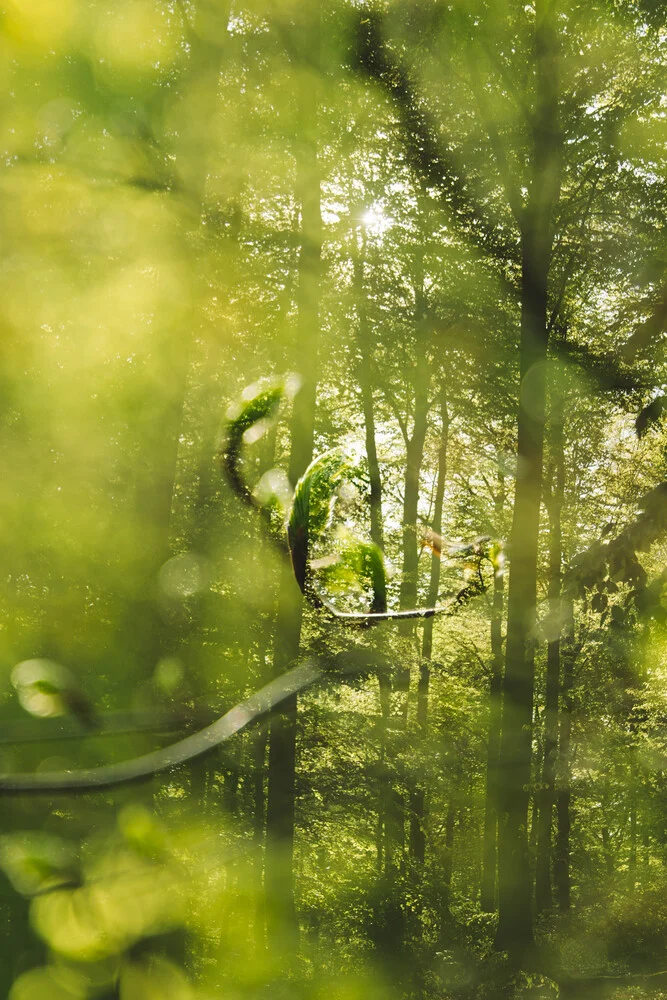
xmin=2 ymin=0 xmax=667 ymax=998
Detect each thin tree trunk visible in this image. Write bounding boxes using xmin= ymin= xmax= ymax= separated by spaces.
xmin=442 ymin=800 xmax=456 ymax=917
xmin=554 ymin=600 xmax=574 ymax=912
xmin=536 ymin=390 xmax=565 ymax=914
xmin=265 ymin=8 xmax=322 ymax=950
xmin=410 ymin=382 xmax=449 ymax=864
xmin=354 ymin=245 xmax=384 ymax=561
xmin=481 ymin=471 xmax=506 ymax=911
xmin=495 ymin=0 xmax=561 ymax=961
xmin=398 ymin=250 xmax=429 ymax=619
xmin=353 ymin=238 xmax=392 ymax=876
xmin=629 ymin=763 xmax=638 ymax=882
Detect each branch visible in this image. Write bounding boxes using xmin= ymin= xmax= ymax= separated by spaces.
xmin=550 ymin=335 xmax=649 ymax=396
xmin=352 ymin=8 xmax=518 ymax=273
xmin=377 ymin=379 xmax=409 ymax=445
xmin=547 ymin=170 xmax=603 ymax=334
xmin=620 ymin=284 xmax=667 ymax=363
xmin=564 ymin=481 xmax=667 ymax=599
xmin=0 ymin=662 xmax=322 ymax=794
xmin=468 ymin=74 xmax=524 ymax=227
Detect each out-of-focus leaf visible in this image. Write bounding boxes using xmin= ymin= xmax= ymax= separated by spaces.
xmin=31 ymin=849 xmax=183 ymax=962
xmin=11 ymin=659 xmax=96 ymax=729
xmin=0 ymin=832 xmax=79 ymax=897
xmin=118 ymin=804 xmax=167 ymax=859
xmin=119 ymin=956 xmax=194 ymax=1000
xmin=9 ymin=966 xmax=86 ymax=1000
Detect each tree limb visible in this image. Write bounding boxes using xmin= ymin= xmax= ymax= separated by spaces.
xmin=352 ymin=8 xmax=519 ymax=273
xmin=0 ymin=662 xmax=323 ymax=794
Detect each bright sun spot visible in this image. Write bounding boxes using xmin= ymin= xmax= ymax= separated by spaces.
xmin=362 ymin=204 xmax=392 ymax=234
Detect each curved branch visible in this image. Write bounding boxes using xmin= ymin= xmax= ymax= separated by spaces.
xmin=352 ymin=7 xmax=519 ymax=274
xmin=0 ymin=662 xmax=322 ymax=794
xmin=221 ymin=389 xmax=494 ymax=624
xmin=309 ymin=569 xmax=489 ymax=625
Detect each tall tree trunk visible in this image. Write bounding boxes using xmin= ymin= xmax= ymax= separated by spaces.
xmin=410 ymin=382 xmax=449 ymax=864
xmin=481 ymin=470 xmax=506 ymax=911
xmin=353 ymin=243 xmax=393 ymax=877
xmin=629 ymin=763 xmax=638 ymax=883
xmin=554 ymin=600 xmax=574 ymax=912
xmin=535 ymin=389 xmax=565 ymax=914
xmin=495 ymin=1 xmax=561 ymax=961
xmin=441 ymin=799 xmax=456 ymax=918
xmin=398 ymin=250 xmax=430 ymax=619
xmin=354 ymin=244 xmax=384 ymax=562
xmin=265 ymin=7 xmax=322 ymax=951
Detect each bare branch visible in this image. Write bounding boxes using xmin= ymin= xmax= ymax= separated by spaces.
xmin=0 ymin=662 xmax=323 ymax=794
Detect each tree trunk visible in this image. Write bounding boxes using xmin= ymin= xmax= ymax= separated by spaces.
xmin=480 ymin=470 xmax=506 ymax=911
xmin=410 ymin=382 xmax=449 ymax=864
xmin=398 ymin=251 xmax=429 ymax=619
xmin=494 ymin=0 xmax=561 ymax=961
xmin=264 ymin=8 xmax=322 ymax=951
xmin=441 ymin=799 xmax=456 ymax=918
xmin=554 ymin=600 xmax=574 ymax=912
xmin=535 ymin=390 xmax=565 ymax=914
xmin=354 ymin=245 xmax=385 ymax=560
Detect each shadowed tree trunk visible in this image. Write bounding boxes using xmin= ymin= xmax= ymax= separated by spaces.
xmin=554 ymin=598 xmax=574 ymax=912
xmin=353 ymin=242 xmax=393 ymax=876
xmin=265 ymin=4 xmax=322 ymax=950
xmin=387 ymin=257 xmax=430 ymax=872
xmin=481 ymin=469 xmax=506 ymax=912
xmin=495 ymin=0 xmax=562 ymax=962
xmin=410 ymin=380 xmax=449 ymax=864
xmin=536 ymin=386 xmax=565 ymax=914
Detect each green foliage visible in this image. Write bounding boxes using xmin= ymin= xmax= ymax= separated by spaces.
xmin=3 ymin=0 xmax=667 ymax=996
xmin=288 ymin=449 xmax=348 ymax=592
xmin=0 ymin=832 xmax=79 ymax=897
xmin=223 ymin=384 xmax=284 ymax=502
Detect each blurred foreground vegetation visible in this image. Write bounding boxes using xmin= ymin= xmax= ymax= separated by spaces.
xmin=2 ymin=0 xmax=667 ymax=997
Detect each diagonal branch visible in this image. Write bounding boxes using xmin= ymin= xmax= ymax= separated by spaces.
xmin=353 ymin=8 xmax=519 ymax=272
xmin=0 ymin=662 xmax=322 ymax=794
xmin=564 ymin=482 xmax=667 ymax=599
xmin=620 ymin=284 xmax=667 ymax=363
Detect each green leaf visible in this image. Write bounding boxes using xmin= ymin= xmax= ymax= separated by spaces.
xmin=288 ymin=449 xmax=348 ymax=593
xmin=316 ymin=540 xmax=387 ymax=613
xmin=222 ymin=383 xmax=284 ymax=500
xmin=0 ymin=832 xmax=79 ymax=897
xmin=591 ymin=592 xmax=608 ymax=613
xmin=10 ymin=659 xmax=96 ymax=728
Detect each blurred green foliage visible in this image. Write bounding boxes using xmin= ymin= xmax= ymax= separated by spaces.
xmin=2 ymin=1 xmax=667 ymax=999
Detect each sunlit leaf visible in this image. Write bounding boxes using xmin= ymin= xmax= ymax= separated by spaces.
xmin=288 ymin=449 xmax=348 ymax=593
xmin=11 ymin=659 xmax=96 ymax=728
xmin=9 ymin=965 xmax=85 ymax=1000
xmin=223 ymin=384 xmax=284 ymax=501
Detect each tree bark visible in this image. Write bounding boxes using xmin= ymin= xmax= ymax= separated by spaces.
xmin=495 ymin=0 xmax=562 ymax=961
xmin=480 ymin=471 xmax=506 ymax=912
xmin=410 ymin=382 xmax=449 ymax=864
xmin=554 ymin=600 xmax=574 ymax=912
xmin=264 ymin=8 xmax=322 ymax=951
xmin=441 ymin=799 xmax=456 ymax=918
xmin=535 ymin=389 xmax=565 ymax=914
